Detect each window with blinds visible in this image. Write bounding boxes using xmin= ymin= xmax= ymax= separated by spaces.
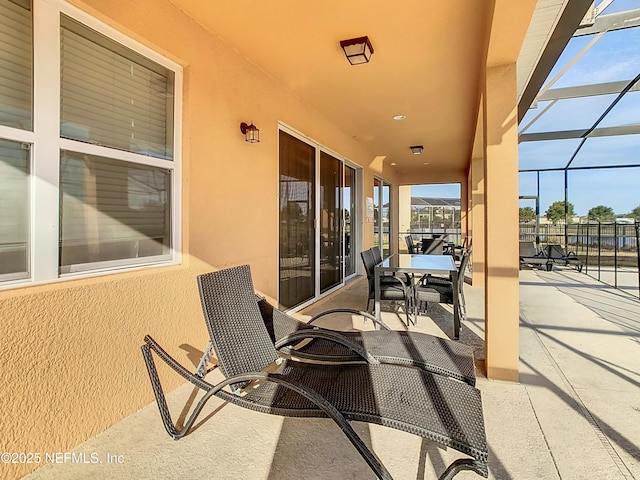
xmin=0 ymin=139 xmax=29 ymax=280
xmin=60 ymin=15 xmax=174 ymax=160
xmin=0 ymin=0 xmax=32 ymax=131
xmin=57 ymin=15 xmax=175 ymax=274
xmin=0 ymin=1 xmax=179 ymax=287
xmin=59 ymin=151 xmax=170 ymax=272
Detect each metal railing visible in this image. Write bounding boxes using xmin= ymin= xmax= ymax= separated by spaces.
xmin=520 ymin=221 xmax=640 ymax=298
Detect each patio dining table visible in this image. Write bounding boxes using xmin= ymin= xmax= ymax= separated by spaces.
xmin=374 ymin=253 xmax=461 ymax=338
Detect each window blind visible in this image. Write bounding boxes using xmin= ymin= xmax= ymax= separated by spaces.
xmin=59 ymin=151 xmax=170 ymax=272
xmin=60 ymin=15 xmax=174 ymax=160
xmin=0 ymin=138 xmax=29 ymax=278
xmin=0 ymin=0 xmax=32 ymax=131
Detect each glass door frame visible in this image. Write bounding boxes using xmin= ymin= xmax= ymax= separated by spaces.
xmin=343 ymin=163 xmax=359 ymax=279
xmin=374 ymin=176 xmax=393 ymax=258
xmin=278 ymin=123 xmax=361 ymax=312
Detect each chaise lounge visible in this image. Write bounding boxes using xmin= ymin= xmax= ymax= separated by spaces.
xmin=545 ymin=244 xmax=583 ymax=272
xmin=519 ymin=241 xmax=553 ymax=271
xmin=142 ymin=265 xmax=488 ymax=479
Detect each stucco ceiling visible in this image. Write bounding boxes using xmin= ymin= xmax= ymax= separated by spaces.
xmin=167 ymin=0 xmax=553 ymax=177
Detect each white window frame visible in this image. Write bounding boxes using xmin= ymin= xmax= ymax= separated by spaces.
xmin=0 ymin=0 xmax=182 ymax=289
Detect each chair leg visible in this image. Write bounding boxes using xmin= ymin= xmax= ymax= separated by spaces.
xmin=405 ymin=283 xmax=417 ymax=326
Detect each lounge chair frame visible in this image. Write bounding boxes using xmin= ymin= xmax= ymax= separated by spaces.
xmin=143 ymin=337 xmax=487 ymax=480
xmin=142 ymin=265 xmax=489 ymax=480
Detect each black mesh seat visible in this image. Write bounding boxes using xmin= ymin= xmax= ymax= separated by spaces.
xmin=255 ymin=296 xmax=476 ymax=386
xmin=142 ymin=265 xmax=488 ymax=479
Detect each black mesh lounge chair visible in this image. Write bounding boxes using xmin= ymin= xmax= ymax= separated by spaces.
xmin=141 ymin=265 xmax=488 ymax=480
xmin=254 ymin=295 xmax=476 ymax=386
xmin=519 ymin=241 xmax=552 ymax=271
xmin=546 ymin=244 xmax=583 ymax=272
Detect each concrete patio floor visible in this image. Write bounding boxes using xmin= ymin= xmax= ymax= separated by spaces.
xmin=23 ymin=268 xmax=640 ymax=479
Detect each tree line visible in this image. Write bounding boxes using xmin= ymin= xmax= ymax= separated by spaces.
xmin=519 ymin=202 xmax=640 ymax=224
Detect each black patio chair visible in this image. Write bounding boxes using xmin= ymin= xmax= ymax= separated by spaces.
xmin=371 ymin=244 xmax=413 ymax=285
xmin=422 ymin=234 xmax=447 ymax=254
xmin=452 ymin=236 xmax=469 ymax=263
xmin=370 ymin=244 xmax=383 ymax=264
xmin=141 ymin=265 xmax=488 ymax=479
xmin=405 ymin=235 xmax=418 ymax=254
xmin=252 ymin=295 xmax=476 ymax=385
xmin=361 ymin=248 xmax=415 ymax=325
xmin=415 ymin=247 xmax=472 ymax=327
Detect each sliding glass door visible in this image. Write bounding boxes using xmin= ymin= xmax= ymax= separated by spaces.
xmin=279 ymin=128 xmax=358 ymax=309
xmin=319 ymin=151 xmax=343 ymax=293
xmin=279 ymin=131 xmax=316 ymax=309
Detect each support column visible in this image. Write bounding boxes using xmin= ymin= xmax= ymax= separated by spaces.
xmin=484 ymin=63 xmax=520 ymax=381
xmin=460 ymin=177 xmax=468 ymax=242
xmin=399 ymin=185 xmax=412 ymax=240
xmin=470 ymin=155 xmax=485 ymax=288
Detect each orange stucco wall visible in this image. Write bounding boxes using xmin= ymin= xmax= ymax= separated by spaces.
xmin=0 ymin=1 xmax=384 ymax=478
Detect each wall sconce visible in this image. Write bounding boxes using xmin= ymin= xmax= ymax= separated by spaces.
xmin=340 ymin=36 xmax=374 ymax=65
xmin=410 ymin=145 xmax=424 ymax=155
xmin=240 ymin=122 xmax=260 ymax=143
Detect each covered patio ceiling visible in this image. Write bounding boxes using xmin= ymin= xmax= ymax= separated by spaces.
xmin=167 ymin=0 xmax=558 ymax=178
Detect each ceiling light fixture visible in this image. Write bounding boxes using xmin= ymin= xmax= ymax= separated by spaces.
xmin=410 ymin=145 xmax=424 ymax=155
xmin=240 ymin=122 xmax=260 ymax=143
xmin=340 ymin=36 xmax=374 ymax=65
xmin=392 ymin=114 xmax=406 ymax=121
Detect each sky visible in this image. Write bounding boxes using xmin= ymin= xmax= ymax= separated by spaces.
xmin=517 ymin=0 xmax=640 ymax=217
xmin=411 ymin=183 xmax=460 ymax=199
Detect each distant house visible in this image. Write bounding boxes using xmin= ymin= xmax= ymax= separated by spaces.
xmin=410 ymin=197 xmax=461 ymax=231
